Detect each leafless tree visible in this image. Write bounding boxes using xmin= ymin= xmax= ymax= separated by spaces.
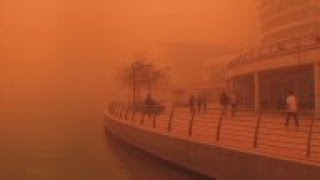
xmin=119 ymin=52 xmax=171 ymax=106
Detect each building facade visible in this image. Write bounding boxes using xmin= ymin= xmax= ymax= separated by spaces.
xmin=226 ymin=0 xmax=320 ymax=114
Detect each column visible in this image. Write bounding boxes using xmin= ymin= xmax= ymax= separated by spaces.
xmin=254 ymin=72 xmax=260 ymax=112
xmin=315 ymin=63 xmax=320 ymax=118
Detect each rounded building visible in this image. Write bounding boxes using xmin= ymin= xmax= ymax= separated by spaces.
xmin=226 ymin=0 xmax=320 ymax=115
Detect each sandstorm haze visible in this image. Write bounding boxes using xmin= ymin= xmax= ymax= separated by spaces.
xmin=0 ymin=0 xmax=260 ymax=179
xmin=1 ymin=0 xmax=259 ymax=101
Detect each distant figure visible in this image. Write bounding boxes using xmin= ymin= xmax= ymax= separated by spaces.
xmin=190 ymin=94 xmax=196 ymax=114
xmin=202 ymin=94 xmax=208 ymax=114
xmin=230 ymin=92 xmax=239 ymax=117
xmin=196 ymin=94 xmax=203 ymax=114
xmin=219 ymin=91 xmax=230 ymax=120
xmin=285 ymin=90 xmax=299 ymax=127
xmin=145 ymin=94 xmax=154 ymax=117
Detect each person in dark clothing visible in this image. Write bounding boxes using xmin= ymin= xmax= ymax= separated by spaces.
xmin=190 ymin=94 xmax=196 ymax=114
xmin=219 ymin=91 xmax=230 ymax=120
xmin=202 ymin=94 xmax=208 ymax=114
xmin=196 ymin=94 xmax=203 ymax=114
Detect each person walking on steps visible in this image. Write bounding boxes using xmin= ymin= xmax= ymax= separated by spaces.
xmin=285 ymin=90 xmax=299 ymax=127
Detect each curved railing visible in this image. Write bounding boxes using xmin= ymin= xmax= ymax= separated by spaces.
xmin=107 ymin=104 xmax=320 ymax=164
xmin=227 ymin=35 xmax=320 ymax=70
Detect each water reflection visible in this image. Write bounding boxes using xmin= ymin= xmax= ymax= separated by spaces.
xmin=0 ymin=100 xmax=213 ymax=180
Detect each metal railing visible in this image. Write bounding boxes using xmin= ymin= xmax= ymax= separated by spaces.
xmin=107 ymin=103 xmax=320 ymax=163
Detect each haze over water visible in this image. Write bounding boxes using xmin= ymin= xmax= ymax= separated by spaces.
xmin=1 ymin=0 xmax=258 ymax=179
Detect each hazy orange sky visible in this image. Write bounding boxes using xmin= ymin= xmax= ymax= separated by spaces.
xmin=1 ymin=0 xmax=260 ymax=100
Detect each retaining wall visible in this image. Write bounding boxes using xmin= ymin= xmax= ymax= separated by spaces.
xmin=105 ymin=114 xmax=320 ymax=180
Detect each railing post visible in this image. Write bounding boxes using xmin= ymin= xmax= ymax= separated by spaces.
xmin=168 ymin=107 xmax=175 ymax=132
xmin=188 ymin=110 xmax=196 ymax=137
xmin=307 ymin=117 xmax=315 ymax=158
xmin=216 ymin=108 xmax=224 ymax=142
xmin=124 ymin=107 xmax=129 ymax=120
xmin=131 ymin=108 xmax=136 ymax=123
xmin=115 ymin=106 xmax=119 ymax=116
xmin=140 ymin=112 xmax=145 ymax=125
xmin=119 ymin=106 xmax=124 ymax=119
xmin=153 ymin=113 xmax=157 ymax=128
xmin=254 ymin=111 xmax=262 ymax=148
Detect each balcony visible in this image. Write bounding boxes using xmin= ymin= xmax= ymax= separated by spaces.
xmin=227 ymin=36 xmax=320 ymax=70
xmin=261 ymin=6 xmax=313 ymax=34
xmin=260 ymin=0 xmax=314 ymax=22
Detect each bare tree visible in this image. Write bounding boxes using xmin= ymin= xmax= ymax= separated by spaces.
xmin=142 ymin=64 xmax=171 ymax=95
xmin=119 ymin=52 xmax=171 ymax=106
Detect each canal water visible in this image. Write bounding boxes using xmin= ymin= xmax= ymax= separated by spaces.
xmin=0 ymin=96 xmax=212 ymax=180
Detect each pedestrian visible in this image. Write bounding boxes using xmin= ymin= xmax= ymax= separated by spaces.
xmin=196 ymin=94 xmax=203 ymax=114
xmin=230 ymin=92 xmax=239 ymax=117
xmin=219 ymin=91 xmax=230 ymax=120
xmin=285 ymin=90 xmax=299 ymax=127
xmin=202 ymin=93 xmax=208 ymax=114
xmin=190 ymin=94 xmax=196 ymax=114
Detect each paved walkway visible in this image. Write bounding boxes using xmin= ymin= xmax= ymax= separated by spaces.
xmin=111 ymin=107 xmax=320 ymax=166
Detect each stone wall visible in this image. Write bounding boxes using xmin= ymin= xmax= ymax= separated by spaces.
xmin=105 ymin=114 xmax=320 ymax=180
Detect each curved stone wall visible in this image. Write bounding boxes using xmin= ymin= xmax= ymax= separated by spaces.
xmin=105 ymin=114 xmax=320 ymax=180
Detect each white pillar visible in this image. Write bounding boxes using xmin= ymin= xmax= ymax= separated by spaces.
xmin=315 ymin=63 xmax=320 ymax=118
xmin=254 ymin=72 xmax=260 ymax=111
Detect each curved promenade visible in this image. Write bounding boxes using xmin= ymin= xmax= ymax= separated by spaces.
xmin=105 ymin=105 xmax=320 ymax=180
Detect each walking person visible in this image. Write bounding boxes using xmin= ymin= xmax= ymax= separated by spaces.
xmin=285 ymin=90 xmax=299 ymax=127
xmin=202 ymin=93 xmax=208 ymax=114
xmin=196 ymin=94 xmax=203 ymax=114
xmin=219 ymin=91 xmax=230 ymax=120
xmin=190 ymin=94 xmax=196 ymax=114
xmin=230 ymin=92 xmax=239 ymax=117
